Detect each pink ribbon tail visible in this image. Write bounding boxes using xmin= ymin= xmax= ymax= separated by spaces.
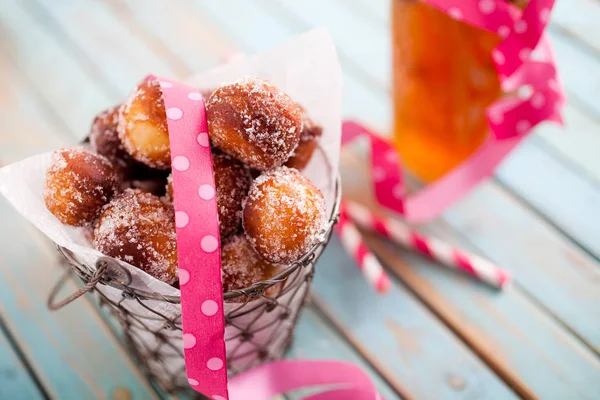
xmin=228 ymin=360 xmax=383 ymax=400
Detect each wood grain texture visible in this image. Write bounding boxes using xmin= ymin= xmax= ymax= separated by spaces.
xmin=0 ymin=2 xmax=168 ymax=397
xmin=0 ymin=200 xmax=160 ymax=399
xmin=342 ymin=147 xmax=600 ymax=397
xmin=287 ymin=306 xmax=402 ymax=400
xmin=29 ymin=0 xmax=174 ymax=96
xmin=109 ymin=0 xmax=233 ymax=75
xmin=367 ymin=236 xmax=600 ymax=399
xmin=496 ymin=140 xmax=600 ymax=260
xmin=0 ymin=321 xmax=45 ymax=400
xmin=2 ymin=0 xmax=114 ymax=140
xmin=550 ymin=0 xmax=600 ymax=55
xmin=0 ymin=49 xmax=67 ymax=161
xmin=443 ymin=170 xmax=600 ymax=352
xmin=533 ymin=107 xmax=600 ymax=184
xmin=312 ymin=238 xmax=517 ymax=399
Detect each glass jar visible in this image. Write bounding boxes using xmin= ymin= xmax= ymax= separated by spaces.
xmin=391 ymin=0 xmax=503 ymax=182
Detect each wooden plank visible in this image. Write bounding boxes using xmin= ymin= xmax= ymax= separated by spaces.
xmin=0 ymin=5 xmax=166 ymax=396
xmin=342 ymin=148 xmax=600 ymax=396
xmin=287 ymin=306 xmax=402 ymax=400
xmin=311 ymin=237 xmax=517 ymax=399
xmin=550 ymin=0 xmax=600 ymax=56
xmin=0 ymin=199 xmax=160 ymax=399
xmin=0 ymin=320 xmax=45 ymax=400
xmin=369 ymin=235 xmax=600 ymax=399
xmin=2 ymin=0 xmax=114 ymax=139
xmin=108 ymin=0 xmax=235 ymax=75
xmin=496 ymin=139 xmax=600 ymax=260
xmin=533 ymin=107 xmax=600 ymax=183
xmin=0 ymin=49 xmax=68 ymax=162
xmin=443 ymin=168 xmax=600 ymax=352
xmin=29 ymin=0 xmax=175 ymax=95
xmin=548 ymin=29 xmax=600 ymax=117
xmin=186 ymin=0 xmax=391 ymax=134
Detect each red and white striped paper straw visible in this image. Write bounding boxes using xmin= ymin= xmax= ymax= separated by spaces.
xmin=344 ymin=201 xmax=511 ymax=289
xmin=335 ymin=204 xmax=392 ymax=293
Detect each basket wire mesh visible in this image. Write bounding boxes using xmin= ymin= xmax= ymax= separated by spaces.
xmin=48 ymin=177 xmax=341 ymax=394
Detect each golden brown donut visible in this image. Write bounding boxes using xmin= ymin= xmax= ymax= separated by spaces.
xmin=221 ymin=234 xmax=284 ymax=298
xmin=206 ymin=77 xmax=303 ymax=171
xmin=284 ymin=112 xmax=323 ymax=170
xmin=91 ymin=105 xmax=166 ymax=188
xmin=44 ymin=148 xmax=119 ymax=226
xmin=165 ymin=153 xmax=251 ymax=237
xmin=90 ymin=105 xmax=132 ymax=170
xmin=93 ymin=189 xmax=178 ymax=284
xmin=212 ymin=153 xmax=251 ymax=237
xmin=243 ymin=167 xmax=326 ymax=263
xmin=118 ymin=79 xmax=171 ymax=170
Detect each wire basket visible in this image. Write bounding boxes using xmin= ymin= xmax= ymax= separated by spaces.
xmin=48 ymin=177 xmax=341 ymax=394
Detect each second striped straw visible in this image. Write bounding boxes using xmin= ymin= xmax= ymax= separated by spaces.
xmin=344 ymin=201 xmax=511 ymax=289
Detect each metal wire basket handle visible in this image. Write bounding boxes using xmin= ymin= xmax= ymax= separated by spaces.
xmin=48 ymin=254 xmax=133 ymax=310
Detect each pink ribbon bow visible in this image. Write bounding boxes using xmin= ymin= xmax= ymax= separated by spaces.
xmin=343 ymin=0 xmax=565 ymax=223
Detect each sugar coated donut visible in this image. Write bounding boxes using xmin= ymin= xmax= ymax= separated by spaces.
xmin=212 ymin=153 xmax=251 ymax=237
xmin=207 ymin=77 xmax=302 ymax=171
xmin=44 ymin=148 xmax=119 ymax=226
xmin=90 ymin=105 xmax=132 ymax=170
xmin=285 ymin=112 xmax=322 ymax=170
xmin=94 ymin=189 xmax=178 ymax=284
xmin=118 ymin=79 xmax=171 ymax=170
xmin=243 ymin=166 xmax=326 ymax=263
xmin=221 ymin=234 xmax=283 ymax=297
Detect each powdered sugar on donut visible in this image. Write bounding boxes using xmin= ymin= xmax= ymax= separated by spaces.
xmin=93 ymin=188 xmax=178 ymax=283
xmin=221 ymin=234 xmax=283 ymax=297
xmin=43 ymin=148 xmax=119 ymax=226
xmin=243 ymin=166 xmax=326 ymax=264
xmin=118 ymin=79 xmax=171 ymax=170
xmin=206 ymin=77 xmax=303 ymax=171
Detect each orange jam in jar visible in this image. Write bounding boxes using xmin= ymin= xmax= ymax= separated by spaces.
xmin=391 ymin=0 xmax=504 ymax=181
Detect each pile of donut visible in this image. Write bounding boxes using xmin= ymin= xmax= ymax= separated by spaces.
xmin=43 ymin=77 xmax=326 ymax=296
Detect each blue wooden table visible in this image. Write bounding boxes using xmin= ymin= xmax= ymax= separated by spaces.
xmin=1 ymin=1 xmax=599 ymax=399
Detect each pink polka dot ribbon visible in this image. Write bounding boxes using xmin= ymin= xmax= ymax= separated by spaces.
xmin=148 ymin=74 xmax=385 ymax=399
xmin=341 ymin=0 xmax=565 ymax=224
xmin=149 ymin=75 xmax=229 ymax=399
